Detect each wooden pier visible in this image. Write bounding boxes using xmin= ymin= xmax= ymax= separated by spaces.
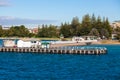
xmin=0 ymin=47 xmax=107 ymax=55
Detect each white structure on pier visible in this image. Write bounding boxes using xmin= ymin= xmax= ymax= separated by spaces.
xmin=17 ymin=40 xmax=41 ymax=48
xmin=17 ymin=40 xmax=31 ymax=47
xmin=3 ymin=40 xmax=16 ymax=47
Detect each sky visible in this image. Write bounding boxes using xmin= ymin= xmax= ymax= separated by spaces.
xmin=0 ymin=0 xmax=120 ymax=27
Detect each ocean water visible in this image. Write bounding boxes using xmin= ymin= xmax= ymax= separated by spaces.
xmin=0 ymin=45 xmax=120 ymax=80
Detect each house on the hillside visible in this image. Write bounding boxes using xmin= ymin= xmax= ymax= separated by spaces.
xmin=2 ymin=27 xmax=10 ymax=30
xmin=111 ymin=22 xmax=120 ymax=29
xmin=29 ymin=28 xmax=38 ymax=34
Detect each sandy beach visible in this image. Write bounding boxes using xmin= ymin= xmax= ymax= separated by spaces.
xmin=50 ymin=40 xmax=120 ymax=47
xmin=50 ymin=42 xmax=86 ymax=48
xmin=100 ymin=40 xmax=120 ymax=44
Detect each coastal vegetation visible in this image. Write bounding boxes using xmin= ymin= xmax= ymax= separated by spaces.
xmin=0 ymin=14 xmax=119 ymax=39
xmin=60 ymin=14 xmax=112 ymax=39
xmin=0 ymin=25 xmax=30 ymax=37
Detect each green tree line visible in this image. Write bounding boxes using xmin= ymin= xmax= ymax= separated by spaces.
xmin=0 ymin=25 xmax=30 ymax=37
xmin=60 ymin=14 xmax=112 ymax=39
xmin=0 ymin=14 xmax=115 ymax=39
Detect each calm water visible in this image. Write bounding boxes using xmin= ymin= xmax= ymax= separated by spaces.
xmin=0 ymin=45 xmax=120 ymax=80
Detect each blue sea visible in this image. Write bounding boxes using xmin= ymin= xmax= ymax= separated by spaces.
xmin=0 ymin=45 xmax=120 ymax=80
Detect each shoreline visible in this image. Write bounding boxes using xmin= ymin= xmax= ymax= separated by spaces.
xmin=1 ymin=37 xmax=120 ymax=47
xmin=50 ymin=42 xmax=86 ymax=48
xmin=50 ymin=40 xmax=120 ymax=47
xmin=99 ymin=40 xmax=120 ymax=45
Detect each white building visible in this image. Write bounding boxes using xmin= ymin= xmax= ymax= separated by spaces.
xmin=17 ymin=40 xmax=41 ymax=48
xmin=17 ymin=40 xmax=31 ymax=47
xmin=72 ymin=37 xmax=84 ymax=42
xmin=2 ymin=27 xmax=10 ymax=30
xmin=31 ymin=40 xmax=41 ymax=48
xmin=111 ymin=22 xmax=120 ymax=29
xmin=4 ymin=40 xmax=16 ymax=47
xmin=72 ymin=36 xmax=98 ymax=43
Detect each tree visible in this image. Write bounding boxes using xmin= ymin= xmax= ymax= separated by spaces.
xmin=0 ymin=25 xmax=3 ymax=37
xmin=104 ymin=18 xmax=112 ymax=37
xmin=81 ymin=14 xmax=92 ymax=35
xmin=89 ymin=28 xmax=100 ymax=37
xmin=19 ymin=25 xmax=29 ymax=37
xmin=48 ymin=25 xmax=58 ymax=38
xmin=96 ymin=16 xmax=103 ymax=32
xmin=37 ymin=24 xmax=59 ymax=38
xmin=91 ymin=14 xmax=96 ymax=28
xmin=71 ymin=17 xmax=80 ymax=36
xmin=38 ymin=25 xmax=48 ymax=37
xmin=60 ymin=22 xmax=71 ymax=38
xmin=8 ymin=25 xmax=29 ymax=37
xmin=100 ymin=28 xmax=109 ymax=39
xmin=9 ymin=26 xmax=15 ymax=36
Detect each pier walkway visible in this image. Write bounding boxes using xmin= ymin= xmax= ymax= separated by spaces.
xmin=0 ymin=47 xmax=107 ymax=55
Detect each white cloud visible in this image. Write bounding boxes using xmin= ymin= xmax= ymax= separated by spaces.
xmin=0 ymin=16 xmax=57 ymax=26
xmin=0 ymin=16 xmax=15 ymax=20
xmin=0 ymin=0 xmax=10 ymax=7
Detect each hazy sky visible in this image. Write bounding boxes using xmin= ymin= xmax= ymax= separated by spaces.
xmin=0 ymin=0 xmax=120 ymax=27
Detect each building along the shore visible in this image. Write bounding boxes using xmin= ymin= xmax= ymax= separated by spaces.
xmin=72 ymin=36 xmax=98 ymax=43
xmin=3 ymin=40 xmax=16 ymax=47
xmin=17 ymin=40 xmax=41 ymax=48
